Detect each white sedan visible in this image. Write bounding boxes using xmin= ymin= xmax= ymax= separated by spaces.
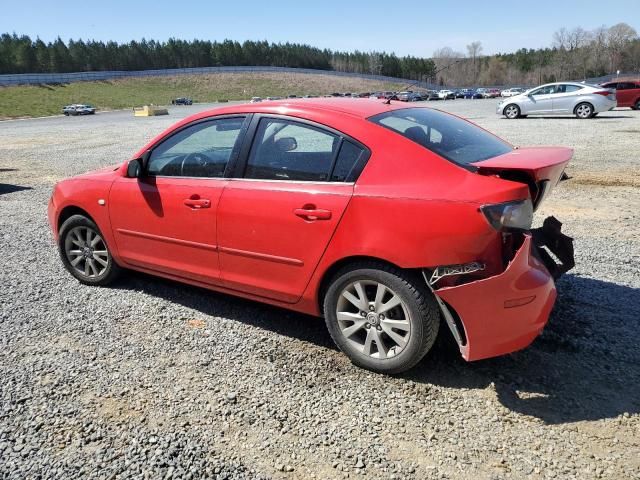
xmin=497 ymin=82 xmax=616 ymax=119
xmin=438 ymin=90 xmax=456 ymax=100
xmin=501 ymin=88 xmax=524 ymax=97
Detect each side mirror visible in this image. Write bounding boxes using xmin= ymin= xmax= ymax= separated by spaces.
xmin=126 ymin=150 xmax=151 ymax=178
xmin=126 ymin=158 xmax=142 ymax=178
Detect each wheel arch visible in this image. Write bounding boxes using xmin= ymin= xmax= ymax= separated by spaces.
xmin=57 ymin=205 xmax=96 ymax=231
xmin=316 ymin=255 xmax=421 ymax=314
xmin=573 ymin=101 xmax=594 ymax=114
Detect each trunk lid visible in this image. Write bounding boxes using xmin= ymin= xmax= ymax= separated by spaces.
xmin=473 ymin=147 xmax=572 ymax=209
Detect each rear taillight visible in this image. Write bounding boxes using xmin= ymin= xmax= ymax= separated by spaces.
xmin=481 ymin=199 xmax=534 ymax=231
xmin=594 ymin=90 xmax=612 ymax=96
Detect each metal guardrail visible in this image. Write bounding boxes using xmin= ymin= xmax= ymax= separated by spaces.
xmin=0 ymin=66 xmax=441 ymax=89
xmin=0 ymin=66 xmax=636 ymax=90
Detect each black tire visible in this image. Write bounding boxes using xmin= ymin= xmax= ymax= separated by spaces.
xmin=634 ymin=100 xmax=640 ymax=110
xmin=504 ymin=104 xmax=520 ymax=119
xmin=323 ymin=262 xmax=440 ymax=374
xmin=58 ymin=214 xmax=122 ymax=286
xmin=574 ymin=102 xmax=594 ymax=119
xmin=63 ymin=112 xmax=69 ymax=116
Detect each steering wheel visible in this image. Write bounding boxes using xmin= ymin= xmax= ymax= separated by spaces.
xmin=180 ymin=152 xmax=211 ymax=176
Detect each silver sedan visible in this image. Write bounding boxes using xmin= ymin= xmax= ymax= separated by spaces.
xmin=496 ymin=82 xmax=616 ymax=119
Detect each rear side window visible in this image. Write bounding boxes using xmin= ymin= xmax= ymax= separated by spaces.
xmin=245 ymin=118 xmax=340 ymax=181
xmin=557 ymin=84 xmax=583 ymax=93
xmin=369 ymin=108 xmax=512 ymax=166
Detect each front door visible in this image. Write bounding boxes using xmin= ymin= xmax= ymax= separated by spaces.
xmin=217 ymin=116 xmax=368 ymax=303
xmin=524 ymin=85 xmax=555 ymax=114
xmin=109 ymin=116 xmax=247 ymax=284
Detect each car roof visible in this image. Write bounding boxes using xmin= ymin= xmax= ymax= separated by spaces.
xmin=193 ymin=98 xmax=412 ymax=121
xmin=537 ymin=81 xmax=588 ymax=87
xmin=136 ymin=98 xmax=425 ymax=157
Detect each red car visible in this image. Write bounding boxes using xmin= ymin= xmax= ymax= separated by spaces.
xmin=48 ymin=99 xmax=574 ymax=374
xmin=601 ymin=80 xmax=640 ymax=110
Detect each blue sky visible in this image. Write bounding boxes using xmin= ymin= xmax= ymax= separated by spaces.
xmin=2 ymin=0 xmax=638 ymax=56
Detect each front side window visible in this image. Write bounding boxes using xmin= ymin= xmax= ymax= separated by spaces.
xmin=369 ymin=108 xmax=512 ymax=166
xmin=531 ymin=85 xmax=556 ymax=95
xmin=147 ymin=117 xmax=245 ymax=177
xmin=245 ymin=118 xmax=340 ymax=181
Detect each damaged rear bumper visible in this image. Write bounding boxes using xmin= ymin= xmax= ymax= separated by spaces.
xmin=431 ymin=218 xmax=574 ymax=361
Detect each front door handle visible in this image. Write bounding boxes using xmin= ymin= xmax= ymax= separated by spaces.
xmin=184 ymin=198 xmax=211 ymax=209
xmin=294 ymin=205 xmax=332 ymax=221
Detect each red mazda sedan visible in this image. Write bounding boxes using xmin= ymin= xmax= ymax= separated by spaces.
xmin=48 ymin=99 xmax=574 ymax=374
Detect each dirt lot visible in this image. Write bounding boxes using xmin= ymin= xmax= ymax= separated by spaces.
xmin=0 ymin=100 xmax=639 ymax=480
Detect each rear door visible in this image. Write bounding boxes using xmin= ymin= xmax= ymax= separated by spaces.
xmin=551 ymin=84 xmax=584 ymax=113
xmin=217 ymin=115 xmax=369 ymax=303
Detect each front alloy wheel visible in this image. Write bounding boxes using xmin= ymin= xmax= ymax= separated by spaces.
xmin=504 ymin=104 xmax=520 ymax=119
xmin=64 ymin=226 xmax=109 ymax=278
xmin=324 ymin=263 xmax=439 ymax=374
xmin=58 ymin=214 xmax=121 ymax=285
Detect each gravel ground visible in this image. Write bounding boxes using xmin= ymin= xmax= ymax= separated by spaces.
xmin=1 ymin=100 xmax=639 ymax=480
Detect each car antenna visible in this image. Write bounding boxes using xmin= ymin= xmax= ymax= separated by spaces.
xmin=383 ymin=98 xmax=391 ymax=105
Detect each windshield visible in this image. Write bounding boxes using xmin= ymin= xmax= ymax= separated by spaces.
xmin=369 ymin=108 xmax=513 ymax=165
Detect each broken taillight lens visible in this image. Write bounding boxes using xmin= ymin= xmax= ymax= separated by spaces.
xmin=480 ymin=199 xmax=533 ymax=231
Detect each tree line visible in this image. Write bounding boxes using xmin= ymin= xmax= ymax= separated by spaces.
xmin=432 ymin=23 xmax=639 ymax=86
xmin=0 ymin=23 xmax=638 ymax=86
xmin=0 ymin=34 xmax=436 ymax=81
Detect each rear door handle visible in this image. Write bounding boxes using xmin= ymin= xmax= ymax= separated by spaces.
xmin=184 ymin=198 xmax=211 ymax=209
xmin=294 ymin=206 xmax=332 ymax=221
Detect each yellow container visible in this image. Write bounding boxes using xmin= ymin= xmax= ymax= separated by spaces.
xmin=133 ymin=105 xmax=168 ymax=116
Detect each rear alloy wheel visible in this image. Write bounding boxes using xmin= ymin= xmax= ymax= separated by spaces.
xmin=575 ymin=102 xmax=594 ymax=119
xmin=59 ymin=214 xmax=121 ymax=285
xmin=324 ymin=263 xmax=439 ymax=374
xmin=504 ymin=104 xmax=520 ymax=119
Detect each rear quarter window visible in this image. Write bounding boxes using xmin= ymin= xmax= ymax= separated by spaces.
xmin=369 ymin=108 xmax=512 ymax=166
xmin=330 ymin=140 xmax=367 ymax=182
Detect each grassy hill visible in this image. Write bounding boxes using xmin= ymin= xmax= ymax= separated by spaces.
xmin=0 ymin=72 xmax=407 ymax=118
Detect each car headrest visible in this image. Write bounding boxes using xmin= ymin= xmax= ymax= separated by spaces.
xmin=404 ymin=126 xmax=429 ymax=146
